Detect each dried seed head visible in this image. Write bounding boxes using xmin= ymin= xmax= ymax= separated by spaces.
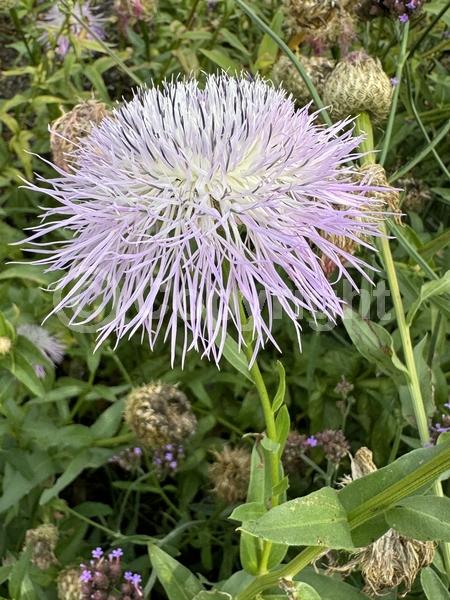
xmin=124 ymin=383 xmax=197 ymax=449
xmin=0 ymin=336 xmax=12 ymax=356
xmin=282 ymin=0 xmax=355 ymax=48
xmin=57 ymin=567 xmax=83 ymax=600
xmin=357 ymin=164 xmax=401 ymax=216
xmin=330 ymin=448 xmax=435 ymax=595
xmin=50 ymin=100 xmax=109 ymax=171
xmin=272 ymin=54 xmax=335 ymax=107
xmin=208 ymin=446 xmax=251 ymax=504
xmin=323 ymin=51 xmax=392 ymax=121
xmin=24 ymin=524 xmax=59 ymax=570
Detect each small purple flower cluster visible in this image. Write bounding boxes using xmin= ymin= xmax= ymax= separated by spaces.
xmin=153 ymin=443 xmax=184 ymax=476
xmin=283 ymin=429 xmax=350 ymax=475
xmin=79 ymin=547 xmax=143 ymax=599
xmin=430 ymin=401 xmax=450 ymax=445
xmin=109 ymin=447 xmax=142 ymax=472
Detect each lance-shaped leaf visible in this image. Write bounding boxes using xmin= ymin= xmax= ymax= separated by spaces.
xmin=240 ymin=487 xmax=353 ymax=548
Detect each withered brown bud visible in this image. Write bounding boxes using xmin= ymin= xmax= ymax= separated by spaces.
xmin=208 ymin=446 xmax=251 ymax=504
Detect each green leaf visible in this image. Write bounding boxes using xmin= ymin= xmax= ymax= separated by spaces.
xmin=298 ymin=568 xmax=369 ymax=600
xmin=0 ymin=451 xmax=56 ymax=513
xmin=230 ymin=502 xmax=266 ymax=522
xmin=39 ymin=448 xmax=113 ymax=504
xmin=240 ymin=487 xmax=353 ymax=548
xmin=221 ymin=335 xmax=253 ymax=382
xmin=148 ymin=544 xmax=204 ymax=600
xmin=90 ymin=399 xmax=125 ymax=439
xmin=275 ymin=405 xmax=290 ymax=454
xmin=0 ymin=264 xmax=57 ymax=285
xmin=254 ymin=9 xmax=283 ymax=71
xmin=219 ymin=28 xmax=251 ymax=57
xmin=421 ymin=567 xmax=450 ymax=600
xmin=8 ymin=549 xmax=31 ymax=600
xmin=199 ymin=49 xmax=240 ymax=73
xmin=264 ymin=581 xmax=321 ymax=600
xmin=407 ymin=271 xmax=450 ymax=325
xmin=386 ymin=496 xmax=450 ymax=541
xmin=272 ymin=361 xmax=286 ymax=413
xmin=342 ymin=307 xmax=409 ymax=382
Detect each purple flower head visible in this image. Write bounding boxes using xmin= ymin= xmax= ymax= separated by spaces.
xmin=80 ymin=569 xmax=92 ymax=582
xmin=124 ymin=571 xmax=133 ymax=581
xmin=23 ymin=75 xmax=385 ymax=365
xmin=133 ymin=446 xmax=143 ymax=456
xmin=406 ymin=0 xmax=416 ymax=8
xmin=17 ymin=323 xmax=65 ymax=366
xmin=306 ymin=435 xmax=318 ymax=448
xmin=399 ymin=13 xmax=409 ymax=22
xmin=109 ymin=547 xmax=124 ymax=559
xmin=37 ymin=0 xmax=106 ymax=57
xmin=131 ymin=573 xmax=142 ymax=585
xmin=390 ymin=77 xmax=399 ymax=86
xmin=92 ymin=547 xmax=103 ymax=559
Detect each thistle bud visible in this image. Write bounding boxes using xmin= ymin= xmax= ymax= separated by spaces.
xmin=357 ymin=0 xmax=427 ymax=20
xmin=282 ymin=431 xmax=310 ymax=475
xmin=124 ymin=383 xmax=197 ymax=449
xmin=0 ymin=336 xmax=12 ymax=356
xmin=50 ymin=100 xmax=109 ymax=171
xmin=57 ymin=567 xmax=83 ymax=600
xmin=323 ymin=51 xmax=392 ymax=121
xmin=208 ymin=446 xmax=251 ymax=504
xmin=23 ymin=524 xmax=59 ymax=570
xmin=272 ymin=55 xmax=335 ymax=108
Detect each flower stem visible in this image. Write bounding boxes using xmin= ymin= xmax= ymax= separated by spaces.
xmin=356 ymin=111 xmax=450 ymax=578
xmin=239 ymin=301 xmax=280 ymax=573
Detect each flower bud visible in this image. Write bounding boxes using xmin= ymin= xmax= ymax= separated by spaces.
xmin=0 ymin=336 xmax=12 ymax=356
xmin=57 ymin=567 xmax=83 ymax=600
xmin=272 ymin=54 xmax=335 ymax=108
xmin=208 ymin=446 xmax=251 ymax=504
xmin=315 ymin=429 xmax=350 ymax=464
xmin=23 ymin=524 xmax=59 ymax=570
xmin=357 ymin=0 xmax=427 ymax=20
xmin=114 ymin=0 xmax=158 ymax=32
xmin=323 ymin=51 xmax=392 ymax=121
xmin=357 ymin=164 xmax=401 ymax=215
xmin=124 ymin=383 xmax=197 ymax=449
xmin=50 ymin=100 xmax=109 ymax=171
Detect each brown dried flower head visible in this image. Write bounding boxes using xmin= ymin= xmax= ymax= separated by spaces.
xmin=398 ymin=176 xmax=431 ymax=212
xmin=57 ymin=567 xmax=83 ymax=600
xmin=330 ymin=447 xmax=435 ymax=596
xmin=272 ymin=54 xmax=335 ymax=107
xmin=124 ymin=383 xmax=197 ymax=449
xmin=23 ymin=524 xmax=59 ymax=570
xmin=114 ymin=0 xmax=158 ymax=33
xmin=323 ymin=51 xmax=392 ymax=121
xmin=282 ymin=0 xmax=355 ymax=49
xmin=50 ymin=100 xmax=109 ymax=171
xmin=208 ymin=446 xmax=251 ymax=504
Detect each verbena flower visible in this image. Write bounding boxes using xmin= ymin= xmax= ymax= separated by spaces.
xmin=23 ymin=74 xmax=385 ymax=365
xmin=37 ymin=0 xmax=106 ymax=57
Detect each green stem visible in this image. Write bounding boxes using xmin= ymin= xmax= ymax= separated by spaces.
xmin=93 ymin=432 xmax=135 ymax=447
xmin=379 ymin=22 xmax=410 ymax=166
xmin=239 ymin=301 xmax=280 ymax=573
xmin=357 ymin=112 xmax=450 ymax=578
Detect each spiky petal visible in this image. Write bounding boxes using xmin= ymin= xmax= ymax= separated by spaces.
xmin=23 ymin=75 xmax=385 ymax=365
